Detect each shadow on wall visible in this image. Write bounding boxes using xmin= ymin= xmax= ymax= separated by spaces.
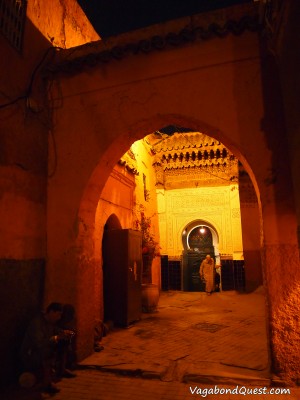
xmin=0 ymin=16 xmax=51 ymax=388
xmin=0 ymin=260 xmax=45 ymax=388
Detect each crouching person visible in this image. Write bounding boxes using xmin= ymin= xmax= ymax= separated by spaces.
xmin=20 ymin=302 xmax=75 ymax=394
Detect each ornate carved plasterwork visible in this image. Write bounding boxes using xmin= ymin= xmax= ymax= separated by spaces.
xmin=156 ymin=134 xmax=243 ymax=259
xmin=167 ymin=220 xmax=174 ymax=249
xmin=164 ymin=166 xmax=236 ymax=189
xmin=153 ymin=163 xmax=165 ymax=188
xmin=171 ymin=193 xmax=225 ymax=210
xmin=127 ymin=147 xmax=136 ymax=161
xmin=153 ymin=132 xmax=216 ymax=151
xmin=118 ymin=147 xmax=139 ymax=175
xmin=158 ymin=184 xmax=243 ymax=257
xmin=152 ymin=132 xmax=238 ymax=189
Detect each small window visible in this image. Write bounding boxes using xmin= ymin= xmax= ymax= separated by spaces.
xmin=0 ymin=0 xmax=27 ymax=52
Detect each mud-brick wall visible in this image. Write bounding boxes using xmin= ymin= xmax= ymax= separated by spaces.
xmin=0 ymin=111 xmax=48 ymax=387
xmin=0 ymin=104 xmax=48 ymax=389
xmin=0 ymin=0 xmax=98 ymax=388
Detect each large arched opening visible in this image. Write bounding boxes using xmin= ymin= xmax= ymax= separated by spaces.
xmin=75 ymin=123 xmax=267 ymax=368
xmin=45 ymin=15 xmax=300 ymax=381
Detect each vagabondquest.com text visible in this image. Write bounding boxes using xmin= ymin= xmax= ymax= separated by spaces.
xmin=189 ymin=385 xmax=291 ymax=397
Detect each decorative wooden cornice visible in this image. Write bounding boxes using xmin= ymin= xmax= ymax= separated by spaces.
xmin=152 ymin=132 xmax=239 ymax=189
xmin=163 ymin=165 xmax=238 ymax=190
xmin=153 ymin=132 xmax=236 ymax=171
xmin=45 ymin=14 xmax=259 ymax=76
xmin=118 ymin=159 xmax=139 ymax=175
xmin=154 ymin=132 xmax=222 ymax=152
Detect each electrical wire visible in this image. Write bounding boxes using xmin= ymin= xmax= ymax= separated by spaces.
xmin=0 ymin=95 xmax=27 ymax=109
xmin=0 ymin=46 xmax=62 ymax=110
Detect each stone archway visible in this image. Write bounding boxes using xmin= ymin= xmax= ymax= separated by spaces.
xmin=45 ymin=19 xmax=300 ymax=381
xmin=46 ymin=110 xmax=298 ymax=380
xmin=49 ymin=118 xmax=266 ymax=356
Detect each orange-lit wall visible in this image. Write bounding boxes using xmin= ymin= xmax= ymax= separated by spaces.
xmin=275 ymin=0 xmax=300 ymax=246
xmin=239 ymin=174 xmax=263 ymax=292
xmin=157 ymin=185 xmax=243 ymax=260
xmin=1 ymin=0 xmax=299 ymax=386
xmin=130 ymin=139 xmax=161 ymax=286
xmin=240 ymin=203 xmax=262 ymax=291
xmin=94 ymin=166 xmax=134 ymax=322
xmin=263 ymin=0 xmax=300 ymax=380
xmin=45 ymin=5 xmax=300 ymax=383
xmin=27 ymin=0 xmax=99 ymax=49
xmin=94 ymin=139 xmax=160 ymax=324
xmin=0 ymin=0 xmax=98 ymax=387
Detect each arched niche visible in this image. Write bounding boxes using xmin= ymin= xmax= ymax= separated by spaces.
xmin=102 ymin=213 xmax=122 ymax=322
xmin=182 ymin=220 xmax=220 ymax=264
xmin=104 ymin=214 xmax=122 ymax=231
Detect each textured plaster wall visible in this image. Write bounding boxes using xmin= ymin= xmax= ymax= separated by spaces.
xmin=94 ymin=167 xmax=134 ymax=322
xmin=275 ymin=0 xmax=300 ymax=247
xmin=46 ymin=12 xmax=300 ymax=382
xmin=240 ymin=203 xmax=262 ymax=291
xmin=0 ymin=23 xmax=49 ymax=388
xmin=93 ymin=139 xmax=160 ymax=325
xmin=239 ymin=172 xmax=263 ymax=291
xmin=258 ymin=9 xmax=300 ymax=382
xmin=270 ymin=3 xmax=300 ymax=381
xmin=0 ymin=0 xmax=99 ymax=387
xmin=27 ymin=0 xmax=99 ymax=48
xmin=157 ymin=185 xmax=243 ymax=259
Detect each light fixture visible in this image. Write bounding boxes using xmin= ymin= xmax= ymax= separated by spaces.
xmin=200 ymin=226 xmax=205 ymax=234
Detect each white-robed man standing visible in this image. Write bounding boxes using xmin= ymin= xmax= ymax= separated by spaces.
xmin=199 ymin=254 xmax=215 ymax=295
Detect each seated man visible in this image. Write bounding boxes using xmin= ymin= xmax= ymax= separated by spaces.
xmin=20 ymin=302 xmax=75 ymax=394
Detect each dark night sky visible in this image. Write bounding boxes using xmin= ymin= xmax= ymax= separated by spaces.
xmin=77 ymin=0 xmax=252 ymax=38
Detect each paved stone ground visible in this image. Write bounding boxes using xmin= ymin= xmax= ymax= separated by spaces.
xmin=81 ymin=289 xmax=271 ymax=385
xmin=6 ymin=289 xmax=300 ymax=400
